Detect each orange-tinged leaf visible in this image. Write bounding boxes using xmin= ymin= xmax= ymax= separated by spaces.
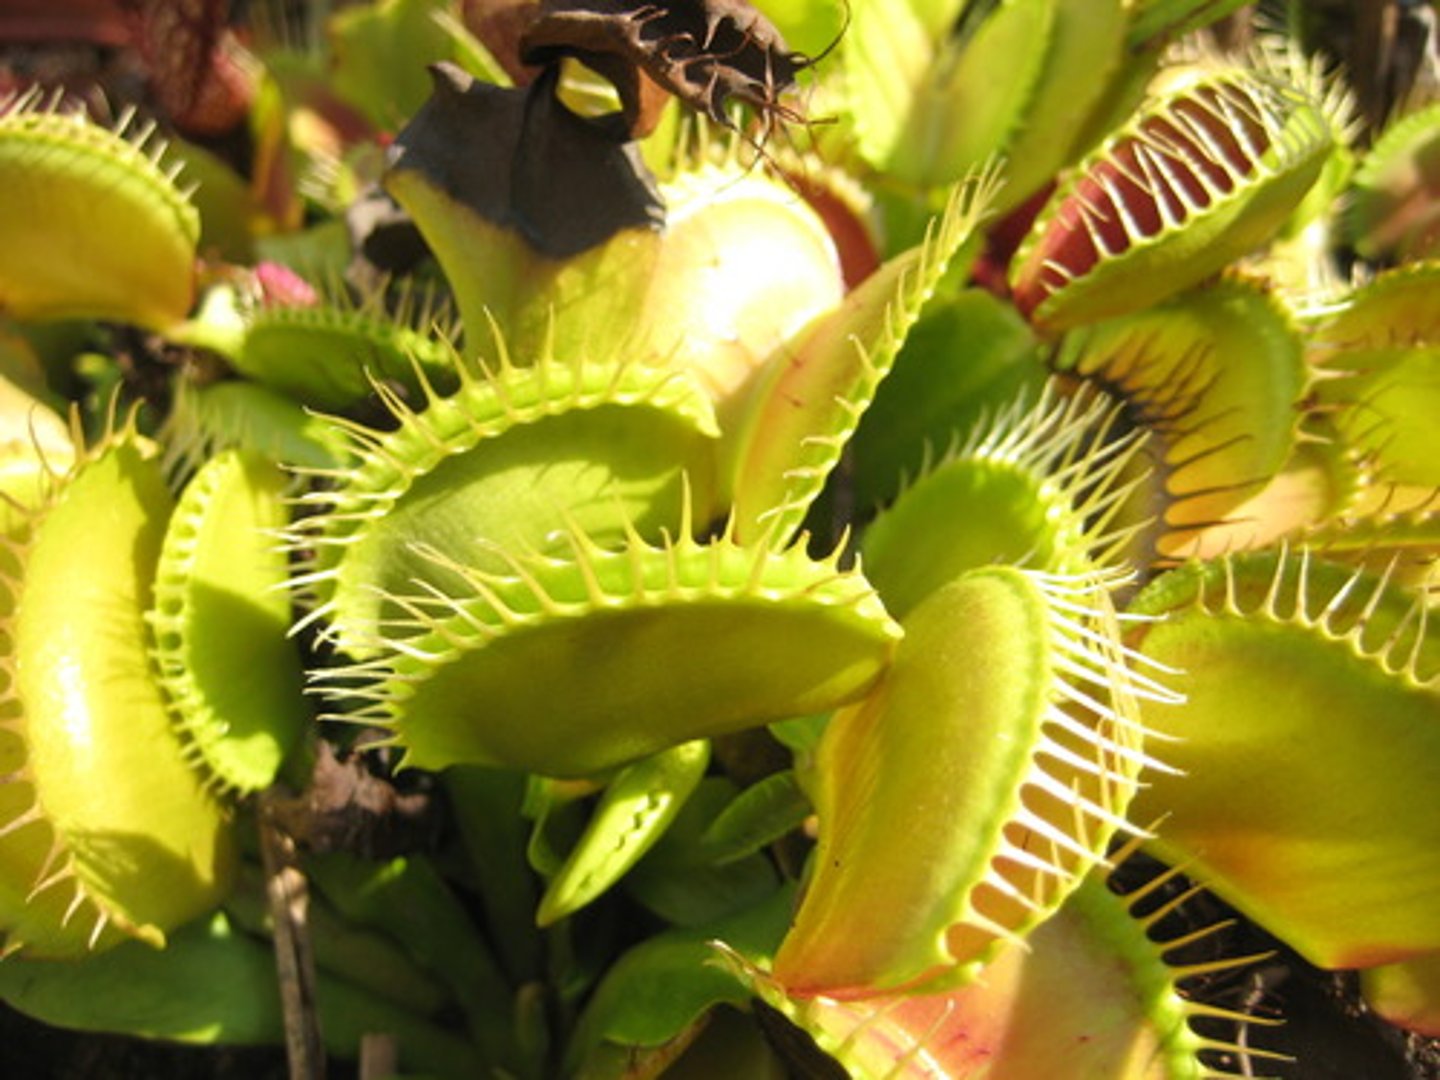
xmin=771 ymin=566 xmax=1164 ymax=997
xmin=1129 ymin=551 xmax=1440 ymax=969
xmin=1362 ymin=952 xmax=1440 ymax=1038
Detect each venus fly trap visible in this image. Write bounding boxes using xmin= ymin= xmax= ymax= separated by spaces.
xmin=0 ymin=0 xmax=1438 ymax=1077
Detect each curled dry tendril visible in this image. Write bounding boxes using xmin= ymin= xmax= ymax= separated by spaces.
xmin=520 ymin=0 xmax=825 ymax=141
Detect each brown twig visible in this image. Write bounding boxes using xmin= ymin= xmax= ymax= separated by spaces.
xmin=260 ymin=788 xmax=327 ymax=1080
xmin=359 ymin=1033 xmax=400 ymax=1080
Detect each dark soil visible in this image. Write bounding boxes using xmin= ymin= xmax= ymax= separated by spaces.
xmin=0 ymin=1005 xmax=290 ymax=1080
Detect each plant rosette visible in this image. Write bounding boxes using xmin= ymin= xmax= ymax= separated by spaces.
xmin=0 ymin=425 xmax=235 ymax=957
xmin=746 ymin=857 xmax=1281 ymax=1079
xmin=1010 ymin=62 xmax=1337 ymax=332
xmin=0 ymin=373 xmax=74 ymax=541
xmin=770 ymin=565 xmax=1173 ymax=997
xmin=147 ymin=446 xmax=308 ymax=795
xmin=315 ymin=520 xmax=901 ymax=778
xmin=0 ymin=90 xmax=199 ymax=330
xmin=226 ymin=274 xmax=467 ymax=412
xmin=859 ymin=383 xmax=1148 ymax=618
xmin=1127 ymin=550 xmax=1440 ymax=970
xmin=289 ymin=349 xmax=722 ymax=655
xmin=1052 ymin=276 xmax=1311 ymax=561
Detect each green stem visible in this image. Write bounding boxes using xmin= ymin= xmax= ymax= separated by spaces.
xmin=444 ymin=765 xmax=545 ymax=984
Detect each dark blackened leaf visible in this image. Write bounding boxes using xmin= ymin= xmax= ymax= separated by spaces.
xmin=386 ymin=63 xmax=530 ymax=229
xmin=512 ymin=65 xmax=664 ymax=252
xmin=385 ymin=62 xmax=661 ymax=258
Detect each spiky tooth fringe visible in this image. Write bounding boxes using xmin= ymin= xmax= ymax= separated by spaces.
xmin=1025 ymin=771 xmax=1136 ymax=833
xmin=1138 ymin=881 xmax=1215 ymax=928
xmin=1044 ymin=699 xmax=1165 ymax=766
xmin=1005 ymin=807 xmax=1100 ymax=865
xmin=0 ymin=802 xmax=44 ymax=841
xmin=950 ymin=907 xmax=1031 ymax=953
xmin=26 ymin=849 xmax=74 ymax=903
xmin=1036 ymin=732 xmax=1150 ymax=781
xmin=1158 ymin=919 xmax=1239 ymax=953
xmin=58 ymin=886 xmax=89 ymax=930
xmin=1172 ymin=952 xmax=1279 ymax=981
xmin=980 ymin=873 xmax=1048 ymax=912
xmin=83 ymin=908 xmax=112 ymax=951
xmin=993 ymin=840 xmax=1082 ymax=882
